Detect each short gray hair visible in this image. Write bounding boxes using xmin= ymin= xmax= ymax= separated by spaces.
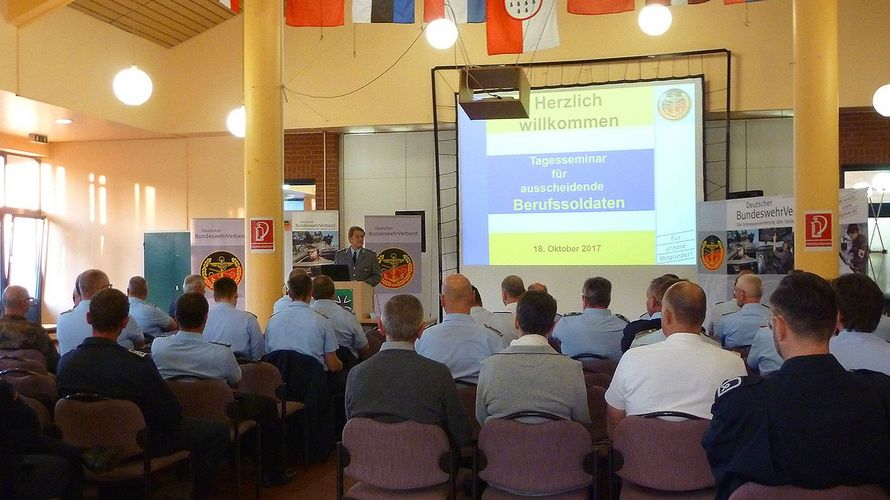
xmin=382 ymin=294 xmax=424 ymax=341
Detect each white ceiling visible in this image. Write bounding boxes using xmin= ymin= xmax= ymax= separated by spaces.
xmin=0 ymin=89 xmax=170 ymax=144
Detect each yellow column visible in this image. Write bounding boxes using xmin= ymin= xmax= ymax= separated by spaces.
xmin=793 ymin=0 xmax=839 ymax=278
xmin=244 ymin=0 xmax=283 ymax=327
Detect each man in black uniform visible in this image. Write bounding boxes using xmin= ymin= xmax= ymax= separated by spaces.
xmin=702 ymin=272 xmax=890 ymax=499
xmin=57 ymin=288 xmax=229 ymax=499
xmin=621 ymin=275 xmax=680 ymax=352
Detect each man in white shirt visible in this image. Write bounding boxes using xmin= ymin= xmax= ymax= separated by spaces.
xmin=500 ymin=275 xmax=524 ymax=317
xmin=829 ymin=273 xmax=890 ymax=375
xmin=605 ymin=281 xmax=747 ymax=435
xmin=469 ymin=285 xmax=518 ymax=348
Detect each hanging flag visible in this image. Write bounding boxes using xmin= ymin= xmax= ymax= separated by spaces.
xmin=646 ymin=0 xmax=710 ymax=4
xmin=353 ymin=0 xmax=415 ymax=22
xmin=486 ymin=0 xmax=559 ymax=55
xmin=286 ymin=0 xmax=345 ymax=26
xmin=724 ymin=0 xmax=763 ymax=3
xmin=424 ymin=0 xmax=486 ymax=23
xmin=567 ymin=0 xmax=633 ymax=15
xmin=218 ymin=0 xmax=240 ymax=13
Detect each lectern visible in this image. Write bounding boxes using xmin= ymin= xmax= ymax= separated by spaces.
xmin=334 ymin=281 xmax=374 ymax=320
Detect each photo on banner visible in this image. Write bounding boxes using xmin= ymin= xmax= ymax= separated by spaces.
xmin=190 ymin=218 xmax=246 ymax=309
xmin=285 ymin=210 xmax=340 ymax=278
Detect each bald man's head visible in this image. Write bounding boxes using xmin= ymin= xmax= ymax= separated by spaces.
xmin=441 ymin=273 xmax=473 ymax=314
xmin=2 ymin=286 xmax=31 ymax=316
xmin=527 ymin=282 xmax=548 ymax=293
xmin=78 ymin=270 xmax=110 ymax=299
xmin=662 ymin=281 xmax=707 ymax=335
xmin=127 ymin=276 xmax=148 ymax=299
xmin=734 ymin=273 xmax=763 ymax=306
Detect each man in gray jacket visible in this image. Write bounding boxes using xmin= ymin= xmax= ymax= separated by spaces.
xmin=476 ymin=290 xmax=590 ymax=425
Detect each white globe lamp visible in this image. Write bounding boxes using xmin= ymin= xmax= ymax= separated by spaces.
xmin=873 ymin=84 xmax=890 ymax=117
xmin=113 ymin=65 xmax=153 ymax=106
xmin=426 ymin=18 xmax=458 ymax=50
xmin=226 ymin=106 xmax=246 ymax=138
xmin=638 ymin=4 xmax=672 ymax=37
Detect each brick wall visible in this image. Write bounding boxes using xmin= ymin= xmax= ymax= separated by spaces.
xmin=840 ymin=108 xmax=890 ymax=165
xmin=283 ymin=132 xmax=340 ymax=210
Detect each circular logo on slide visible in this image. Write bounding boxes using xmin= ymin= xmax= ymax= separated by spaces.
xmin=658 ymin=88 xmax=692 ymax=120
xmin=200 ymin=251 xmax=243 ymax=289
xmin=700 ymin=235 xmax=726 ymax=272
xmin=377 ymin=248 xmax=414 ymax=289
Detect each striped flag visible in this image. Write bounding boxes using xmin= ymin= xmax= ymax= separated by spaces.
xmin=567 ymin=0 xmax=633 ymax=15
xmin=424 ymin=0 xmax=486 ymax=23
xmin=286 ymin=0 xmax=345 ymax=26
xmin=486 ymin=0 xmax=559 ymax=55
xmin=353 ymin=0 xmax=415 ymax=23
xmin=646 ymin=0 xmax=710 ymax=5
xmin=724 ymin=0 xmax=763 ymax=3
xmin=218 ymin=0 xmax=240 ymax=12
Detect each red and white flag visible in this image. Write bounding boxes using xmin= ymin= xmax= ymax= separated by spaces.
xmin=568 ymin=0 xmax=633 ymax=15
xmin=646 ymin=0 xmax=710 ymax=4
xmin=286 ymin=0 xmax=345 ymax=26
xmin=219 ymin=0 xmax=240 ymax=13
xmin=486 ymin=0 xmax=559 ymax=55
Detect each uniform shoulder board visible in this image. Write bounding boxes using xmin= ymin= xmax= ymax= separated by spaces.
xmin=721 ymin=309 xmax=738 ymax=317
xmin=483 ymin=324 xmax=504 ymax=337
xmin=314 ymin=310 xmax=330 ymax=320
xmin=714 ymin=299 xmax=732 ymax=306
xmin=209 ymin=341 xmax=232 ymax=348
xmin=128 ymin=349 xmax=149 ymax=358
xmin=633 ymin=327 xmax=659 ymax=340
xmin=715 ymin=375 xmax=760 ymax=398
xmin=247 ymin=311 xmax=257 ymax=318
xmin=60 ymin=308 xmax=74 ymax=315
xmin=615 ymin=313 xmax=630 ymax=323
xmin=563 ymin=312 xmax=582 ymax=317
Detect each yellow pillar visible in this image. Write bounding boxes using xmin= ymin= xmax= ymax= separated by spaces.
xmin=244 ymin=0 xmax=283 ymax=327
xmin=793 ymin=0 xmax=839 ymax=278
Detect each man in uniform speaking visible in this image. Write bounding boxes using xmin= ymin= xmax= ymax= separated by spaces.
xmin=334 ymin=226 xmax=382 ymax=286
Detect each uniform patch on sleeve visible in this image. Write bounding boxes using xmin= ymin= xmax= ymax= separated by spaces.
xmin=716 ymin=377 xmax=743 ymax=397
xmin=483 ymin=324 xmax=503 ymax=337
xmin=128 ymin=349 xmax=149 ymax=358
xmin=314 ymin=310 xmax=330 ymax=319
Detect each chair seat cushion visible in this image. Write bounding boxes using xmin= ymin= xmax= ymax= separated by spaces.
xmin=482 ymin=485 xmax=589 ymax=499
xmin=345 ymin=481 xmax=451 ymax=499
xmin=620 ymin=482 xmax=715 ymax=500
xmin=84 ymin=450 xmax=190 ymax=482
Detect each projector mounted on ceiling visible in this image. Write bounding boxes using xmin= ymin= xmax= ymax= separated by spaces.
xmin=458 ymin=66 xmax=530 ymax=120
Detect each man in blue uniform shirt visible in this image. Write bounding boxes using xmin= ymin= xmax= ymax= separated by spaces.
xmin=265 ymin=272 xmax=343 ymax=373
xmin=829 ymin=273 xmax=890 ymax=375
xmin=272 ymin=268 xmax=308 ymax=315
xmin=311 ymin=275 xmax=369 ymax=364
xmin=745 ymin=325 xmax=783 ymax=374
xmin=203 ymin=277 xmax=264 ymax=360
xmin=151 ymin=292 xmax=242 ymax=386
xmin=713 ymin=273 xmax=770 ymax=348
xmin=552 ymin=276 xmax=628 ymax=360
xmin=127 ymin=276 xmax=177 ymax=339
xmin=416 ymin=273 xmax=502 ymax=383
xmin=333 ymin=226 xmax=382 ymax=286
xmin=703 ymin=272 xmax=890 ymax=499
xmin=56 ymin=288 xmax=228 ymax=499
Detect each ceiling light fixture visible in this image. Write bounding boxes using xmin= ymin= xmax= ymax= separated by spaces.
xmin=425 ymin=18 xmax=458 ymax=50
xmin=55 ymin=118 xmax=73 ymax=125
xmin=227 ymin=106 xmax=246 ymax=138
xmin=873 ymin=84 xmax=890 ymax=117
xmin=638 ymin=4 xmax=672 ymax=37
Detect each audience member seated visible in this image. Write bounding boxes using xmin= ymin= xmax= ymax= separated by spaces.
xmin=0 ymin=379 xmax=84 ymax=500
xmin=469 ymin=285 xmax=519 ymax=348
xmin=526 ymin=282 xmax=547 ymax=293
xmin=56 ymin=288 xmax=229 ymax=499
xmin=621 ymin=275 xmax=679 ymax=352
xmin=416 ymin=274 xmax=502 ymax=383
xmin=203 ymin=277 xmax=264 ymax=360
xmin=500 ymin=275 xmax=524 ymax=318
xmin=168 ymin=274 xmax=205 ymax=318
xmin=476 ymin=290 xmax=590 ymax=425
xmin=713 ymin=274 xmax=769 ymax=348
xmin=605 ymin=282 xmax=746 ymax=434
xmin=345 ymin=294 xmax=471 ymax=447
xmin=704 ymin=270 xmax=753 ymax=334
xmin=127 ymin=276 xmax=177 ymax=339
xmin=746 ymin=326 xmax=783 ymax=374
xmin=311 ymin=275 xmax=369 ymax=366
xmin=0 ymin=285 xmax=60 ymax=373
xmin=703 ymin=272 xmax=890 ymax=500
xmin=552 ymin=277 xmax=628 ymax=360
xmin=153 ymin=292 xmax=293 ymax=487
xmin=57 ymin=269 xmax=144 ymax=354
xmin=151 ymin=292 xmax=242 ymax=386
xmin=272 ymin=268 xmax=308 ymax=315
xmin=829 ymin=273 xmax=890 ymax=375
xmin=265 ymin=273 xmax=343 ymax=375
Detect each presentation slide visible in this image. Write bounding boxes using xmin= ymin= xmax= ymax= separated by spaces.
xmin=458 ymin=78 xmax=703 ymax=267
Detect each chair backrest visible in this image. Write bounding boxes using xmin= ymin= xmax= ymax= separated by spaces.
xmin=238 ymin=361 xmax=284 ymax=402
xmin=729 ymin=483 xmax=890 ymax=500
xmin=0 ymin=349 xmax=48 ymax=372
xmin=578 ymin=357 xmax=618 ymax=377
xmin=55 ymin=395 xmax=146 ymax=460
xmin=341 ymin=417 xmax=452 ymax=490
xmin=165 ymin=377 xmax=235 ymax=423
xmin=456 ymin=383 xmax=480 ymax=440
xmin=20 ymin=394 xmax=52 ymax=430
xmin=613 ymin=415 xmax=714 ymax=492
xmin=585 ymin=385 xmax=608 ymax=442
xmin=0 ymin=368 xmax=57 ymax=406
xmin=365 ymin=328 xmax=384 ymax=358
xmin=583 ymin=371 xmax=612 ymax=389
xmin=478 ymin=417 xmax=593 ymax=495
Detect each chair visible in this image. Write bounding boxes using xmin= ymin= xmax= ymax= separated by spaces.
xmin=475 ymin=412 xmax=595 ymax=499
xmin=337 ymin=417 xmax=456 ymax=499
xmin=165 ymin=377 xmax=258 ymax=499
xmin=364 ymin=328 xmax=384 ymax=358
xmin=54 ymin=394 xmax=190 ymax=498
xmin=455 ymin=382 xmax=481 ymax=441
xmin=585 ymin=385 xmax=608 ymax=443
xmin=20 ymin=394 xmax=52 ymax=430
xmin=729 ymin=483 xmax=890 ymax=499
xmin=0 ymin=349 xmax=49 ymax=374
xmin=573 ymin=355 xmax=618 ymax=378
xmin=0 ymin=368 xmax=57 ymax=411
xmin=583 ymin=372 xmax=612 ymax=389
xmin=612 ymin=413 xmax=715 ymax=499
xmin=238 ymin=361 xmax=307 ymax=471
